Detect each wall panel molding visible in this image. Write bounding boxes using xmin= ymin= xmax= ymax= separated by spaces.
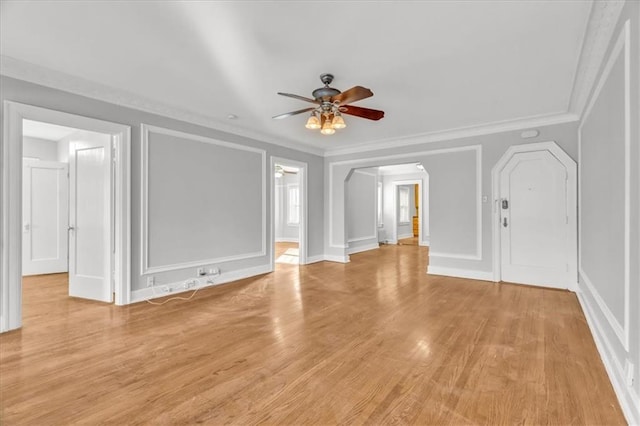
xmin=140 ymin=124 xmax=266 ymax=275
xmin=577 ymin=20 xmax=631 ymax=350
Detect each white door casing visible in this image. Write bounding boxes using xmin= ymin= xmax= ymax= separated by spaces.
xmin=22 ymin=159 xmax=69 ymax=276
xmin=68 ymin=136 xmax=113 ymax=302
xmin=2 ymin=102 xmax=131 ymax=333
xmin=492 ymin=142 xmax=577 ymax=290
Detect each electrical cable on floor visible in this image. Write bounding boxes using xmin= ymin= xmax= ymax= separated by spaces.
xmin=145 ymin=280 xmax=203 ymax=305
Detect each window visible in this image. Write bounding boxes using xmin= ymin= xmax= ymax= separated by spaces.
xmin=287 ymin=185 xmax=300 ymax=225
xmin=399 ymin=186 xmax=410 ymax=223
xmin=377 ymin=182 xmax=383 ymax=227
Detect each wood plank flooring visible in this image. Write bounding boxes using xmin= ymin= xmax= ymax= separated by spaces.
xmin=0 ymin=245 xmax=625 ymax=425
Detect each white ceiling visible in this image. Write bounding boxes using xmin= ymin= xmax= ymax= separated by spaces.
xmin=22 ymin=119 xmax=78 ymax=142
xmin=1 ymin=1 xmax=592 ymax=155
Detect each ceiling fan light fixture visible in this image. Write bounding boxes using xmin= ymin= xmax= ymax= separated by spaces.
xmin=331 ymin=113 xmax=346 ymax=129
xmin=320 ymin=119 xmax=336 ymax=135
xmin=305 ymin=113 xmax=321 ymax=129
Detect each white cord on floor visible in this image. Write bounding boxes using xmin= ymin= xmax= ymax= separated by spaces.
xmin=145 ymin=280 xmax=202 ymax=305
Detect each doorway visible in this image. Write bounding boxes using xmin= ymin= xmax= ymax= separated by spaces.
xmin=2 ymin=102 xmax=131 ymax=332
xmin=270 ymin=157 xmax=307 ymax=270
xmin=492 ymin=142 xmax=577 ymax=289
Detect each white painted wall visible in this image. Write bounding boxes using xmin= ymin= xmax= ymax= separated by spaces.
xmin=576 ymin=2 xmax=639 ymax=423
xmin=22 ymin=136 xmax=58 ymax=161
xmin=345 ymin=168 xmax=378 ymax=254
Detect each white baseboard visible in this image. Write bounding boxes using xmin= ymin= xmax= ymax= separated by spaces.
xmin=323 ymin=254 xmax=350 ymax=263
xmin=131 ymin=264 xmax=272 ymax=303
xmin=419 ymin=239 xmax=430 ymax=247
xmin=427 ymin=265 xmax=494 ymax=282
xmin=304 ymin=255 xmax=325 ymax=264
xmin=275 ymin=237 xmax=299 ymax=243
xmin=347 ymin=242 xmax=380 ymax=255
xmin=577 ymin=282 xmax=640 ymax=426
xmin=397 ymin=232 xmax=414 ymax=240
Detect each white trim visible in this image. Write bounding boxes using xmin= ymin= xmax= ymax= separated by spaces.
xmin=323 ymin=254 xmax=350 ymax=264
xmin=427 ymin=265 xmax=494 ymax=282
xmin=285 ymin=183 xmax=300 ymax=226
xmin=1 ymin=102 xmax=131 ymax=332
xmin=0 ymin=56 xmax=324 ymax=157
xmin=140 ymin=124 xmax=267 ymax=275
xmin=270 ymin=156 xmax=308 ymax=266
xmin=491 ymin=141 xmax=577 ymax=289
xmin=324 ymin=113 xmax=578 ymax=157
xmin=577 ymin=20 xmax=631 ymax=351
xmin=580 ymin=269 xmax=627 ymax=353
xmin=304 ymin=255 xmax=325 ymax=264
xmin=348 ymin=235 xmax=377 ymax=243
xmin=569 ymin=1 xmax=626 ymax=117
xmin=396 ymin=233 xmax=414 ymax=240
xmin=330 ymin=145 xmax=478 ymax=258
xmin=347 ymin=242 xmax=380 ymax=255
xmin=577 ymin=287 xmax=640 ymax=426
xmin=130 ymin=264 xmax=272 ymax=303
xmin=275 ymin=237 xmax=299 ymax=243
xmin=429 ymin=252 xmax=483 ymax=261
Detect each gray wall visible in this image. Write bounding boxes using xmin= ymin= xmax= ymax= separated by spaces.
xmin=22 ymin=136 xmax=57 ymax=161
xmin=325 ymin=121 xmax=578 ymax=272
xmin=345 ymin=168 xmax=378 ymax=254
xmin=0 ymin=76 xmax=325 ymax=293
xmin=576 ymin=1 xmax=639 ymax=421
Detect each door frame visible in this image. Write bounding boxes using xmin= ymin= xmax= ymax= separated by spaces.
xmin=491 ymin=141 xmax=577 ymax=289
xmin=270 ymin=156 xmax=308 ymax=268
xmin=2 ymin=101 xmax=131 ymax=332
xmin=392 ymin=179 xmax=424 ymax=244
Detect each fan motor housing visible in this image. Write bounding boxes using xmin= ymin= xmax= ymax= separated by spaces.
xmin=312 ymin=86 xmax=341 ymax=100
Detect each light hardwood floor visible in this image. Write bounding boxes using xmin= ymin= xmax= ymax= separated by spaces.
xmin=0 ymin=245 xmax=625 ymax=424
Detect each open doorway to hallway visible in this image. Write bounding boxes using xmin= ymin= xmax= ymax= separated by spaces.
xmin=273 ymin=160 xmax=305 ymax=269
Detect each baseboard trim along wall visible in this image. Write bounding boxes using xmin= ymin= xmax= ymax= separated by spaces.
xmin=397 ymin=232 xmax=414 ymax=240
xmin=577 ymin=282 xmax=640 ymax=426
xmin=323 ymin=254 xmax=350 ymax=263
xmin=347 ymin=242 xmax=380 ymax=255
xmin=427 ymin=265 xmax=494 ymax=282
xmin=275 ymin=237 xmax=299 ymax=243
xmin=304 ymin=255 xmax=325 ymax=264
xmin=131 ymin=264 xmax=272 ymax=303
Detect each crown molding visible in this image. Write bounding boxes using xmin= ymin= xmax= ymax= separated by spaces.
xmin=568 ymin=0 xmax=625 ymax=117
xmin=0 ymin=55 xmax=324 ymax=157
xmin=323 ymin=112 xmax=578 ymax=157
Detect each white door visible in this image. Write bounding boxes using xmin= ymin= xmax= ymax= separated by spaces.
xmin=22 ymin=159 xmax=69 ymax=276
xmin=500 ymin=151 xmax=570 ymax=289
xmin=68 ymin=136 xmax=113 ymax=302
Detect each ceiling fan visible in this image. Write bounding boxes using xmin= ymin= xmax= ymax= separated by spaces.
xmin=273 ymin=73 xmax=384 ymax=135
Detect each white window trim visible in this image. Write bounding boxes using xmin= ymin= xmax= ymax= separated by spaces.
xmin=398 ymin=186 xmax=410 ymax=224
xmin=286 ymin=184 xmax=300 ymax=225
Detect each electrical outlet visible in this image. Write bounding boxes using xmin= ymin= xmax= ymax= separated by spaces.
xmin=146 ymin=276 xmax=155 ymax=287
xmin=197 ymin=267 xmax=206 ymax=276
xmin=184 ymin=280 xmax=197 ymax=289
xmin=209 ymin=267 xmax=220 ymax=275
xmin=625 ymin=360 xmax=634 ymax=387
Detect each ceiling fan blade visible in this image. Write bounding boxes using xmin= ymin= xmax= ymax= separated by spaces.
xmin=277 ymin=92 xmax=320 ymax=104
xmin=272 ymin=107 xmax=316 ymax=120
xmin=341 ymin=105 xmax=385 ymax=121
xmin=332 ymin=86 xmax=373 ymax=105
